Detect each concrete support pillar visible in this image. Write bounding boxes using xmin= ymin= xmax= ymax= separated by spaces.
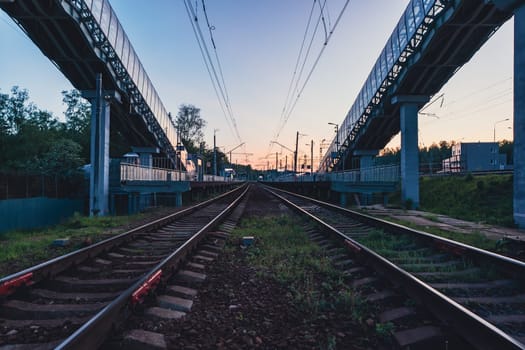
xmin=360 ymin=193 xmax=372 ymax=206
xmin=515 ymin=5 xmax=525 ymax=228
xmin=175 ymin=192 xmax=183 ymax=207
xmin=354 ymin=150 xmax=379 ymax=182
xmin=392 ymin=95 xmax=429 ymax=209
xmin=82 ymin=74 xmax=120 ymax=216
xmin=360 ymin=155 xmax=375 ymax=169
xmin=88 ymin=75 xmax=109 ymax=216
xmin=131 ymin=147 xmax=160 ymax=168
xmin=340 ymin=192 xmax=347 ymax=207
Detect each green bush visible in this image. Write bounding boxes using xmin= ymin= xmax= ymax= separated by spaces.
xmin=476 ymin=180 xmax=485 ymax=190
xmin=419 ymin=174 xmax=513 ymax=227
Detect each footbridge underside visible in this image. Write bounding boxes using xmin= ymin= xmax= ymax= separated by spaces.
xmin=0 ymin=0 xmax=175 ymax=160
xmin=324 ymin=0 xmax=517 ymax=171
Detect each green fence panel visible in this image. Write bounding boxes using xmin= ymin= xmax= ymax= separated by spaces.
xmin=0 ymin=197 xmax=84 ymax=233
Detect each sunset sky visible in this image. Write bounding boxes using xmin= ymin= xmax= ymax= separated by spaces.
xmin=0 ymin=1 xmax=514 ymax=169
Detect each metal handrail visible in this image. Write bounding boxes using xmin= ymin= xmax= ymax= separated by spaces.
xmin=56 ymin=184 xmax=250 ymax=349
xmin=265 ymin=186 xmax=525 ymax=349
xmin=320 ymin=0 xmax=449 ymax=172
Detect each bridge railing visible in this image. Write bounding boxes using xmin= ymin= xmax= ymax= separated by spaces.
xmin=64 ymin=0 xmax=193 ymax=170
xmin=120 ymin=163 xmax=235 ymax=182
xmin=320 ymin=0 xmax=448 ymax=171
xmin=120 ymin=163 xmax=190 ymax=182
xmin=270 ymin=164 xmax=400 ymax=183
xmin=329 ymin=164 xmax=400 ymax=183
xmin=202 ymin=175 xmax=233 ymax=182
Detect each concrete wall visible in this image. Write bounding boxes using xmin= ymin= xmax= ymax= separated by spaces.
xmin=0 ymin=197 xmax=84 ymax=233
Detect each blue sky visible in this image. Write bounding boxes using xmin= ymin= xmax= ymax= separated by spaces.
xmin=0 ymin=1 xmax=514 ymax=169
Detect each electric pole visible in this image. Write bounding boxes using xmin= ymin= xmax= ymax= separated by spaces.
xmin=310 ymin=139 xmax=314 ymax=173
xmin=213 ymin=129 xmax=218 ymax=176
xmin=294 ymin=131 xmax=299 ymax=173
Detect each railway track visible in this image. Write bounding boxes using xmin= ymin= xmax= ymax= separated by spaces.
xmin=264 ymin=185 xmax=525 ymax=350
xmin=0 ymin=184 xmax=249 ymax=350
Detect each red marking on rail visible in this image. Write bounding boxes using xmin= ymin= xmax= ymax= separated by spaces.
xmin=344 ymin=239 xmax=362 ymax=253
xmin=131 ymin=269 xmax=162 ymax=305
xmin=0 ymin=272 xmax=34 ymax=296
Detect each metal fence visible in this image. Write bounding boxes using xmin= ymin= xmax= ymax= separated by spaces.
xmin=120 ymin=163 xmax=234 ymax=182
xmin=329 ymin=164 xmax=400 ymax=182
xmin=271 ymin=164 xmax=400 ymax=183
xmin=320 ymin=0 xmax=448 ymax=171
xmin=120 ymin=163 xmax=189 ymax=181
xmin=64 ymin=0 xmax=194 ymax=170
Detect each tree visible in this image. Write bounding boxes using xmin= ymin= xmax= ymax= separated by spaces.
xmin=0 ymin=87 xmax=87 ymax=178
xmin=499 ymin=140 xmax=513 ymax=165
xmin=0 ymin=86 xmax=32 ymax=135
xmin=38 ymin=138 xmax=84 ymax=177
xmin=174 ymin=104 xmax=206 ymax=154
xmin=0 ymin=87 xmax=62 ymax=172
xmin=62 ymin=89 xmax=91 ymax=162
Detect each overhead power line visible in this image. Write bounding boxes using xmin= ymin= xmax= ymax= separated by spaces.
xmin=270 ymin=0 xmax=350 ymax=151
xmin=183 ymin=0 xmax=243 ymax=144
xmin=278 ymin=0 xmax=317 ymax=136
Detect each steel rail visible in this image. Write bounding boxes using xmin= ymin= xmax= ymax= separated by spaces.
xmin=264 ymin=185 xmax=525 ymax=277
xmin=264 ymin=185 xmax=525 ymax=350
xmin=55 ymin=184 xmax=250 ymax=349
xmin=0 ymin=183 xmax=247 ymax=297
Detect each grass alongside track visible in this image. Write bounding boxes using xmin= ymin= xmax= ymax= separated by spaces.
xmin=420 ymin=174 xmax=513 ymax=227
xmin=0 ymin=211 xmax=167 ymax=277
xmin=384 ymin=217 xmax=506 ymax=252
xmin=230 ymin=215 xmax=389 ymax=348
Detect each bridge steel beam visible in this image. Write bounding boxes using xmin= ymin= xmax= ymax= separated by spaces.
xmin=90 ymin=74 xmax=109 ymax=216
xmin=354 ymin=150 xmax=379 ymax=182
xmin=82 ymin=74 xmax=120 ymax=216
xmin=515 ymin=5 xmax=525 ymax=228
xmin=392 ymin=95 xmax=429 ymax=209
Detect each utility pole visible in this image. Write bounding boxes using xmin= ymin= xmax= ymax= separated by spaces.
xmin=177 ymin=129 xmax=182 ymax=181
xmin=285 ymin=155 xmax=288 ymax=172
xmin=226 ymin=142 xmax=245 ymax=166
xmin=294 ymin=131 xmax=299 ymax=173
xmin=310 ymin=139 xmax=314 ymax=173
xmin=302 ymin=154 xmax=306 ymax=171
xmin=275 ymin=152 xmax=278 ymax=171
xmin=213 ymin=129 xmax=218 ymax=176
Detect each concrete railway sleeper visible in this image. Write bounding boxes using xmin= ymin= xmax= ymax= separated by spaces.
xmin=101 ymin=192 xmax=249 ymax=349
xmin=264 ymin=185 xmax=525 ymax=350
xmin=0 ymin=184 xmax=249 ymax=350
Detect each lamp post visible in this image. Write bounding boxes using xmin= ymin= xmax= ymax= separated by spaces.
xmin=271 ymin=140 xmax=294 ymax=173
xmin=310 ymin=140 xmax=313 ymax=174
xmin=226 ymin=142 xmax=245 ymax=166
xmin=213 ymin=129 xmax=220 ymax=176
xmin=328 ymin=122 xmax=339 ymax=153
xmin=493 ymin=118 xmax=510 ymax=143
xmin=328 ymin=123 xmax=339 ymax=169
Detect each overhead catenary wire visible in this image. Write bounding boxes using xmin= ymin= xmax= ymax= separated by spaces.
xmin=201 ymin=0 xmax=241 ymax=143
xmin=182 ymin=0 xmax=235 ymax=139
xmin=183 ymin=0 xmax=243 ymax=144
xmin=277 ymin=0 xmax=317 ymax=139
xmin=281 ymin=0 xmax=326 ymax=132
xmin=201 ymin=0 xmax=232 ymax=112
xmin=440 ymin=76 xmax=512 ymax=109
xmin=419 ymin=77 xmax=513 ymax=127
xmin=187 ymin=0 xmax=242 ymax=143
xmin=272 ymin=0 xmax=351 ymax=146
xmin=318 ymin=0 xmax=329 ymax=44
